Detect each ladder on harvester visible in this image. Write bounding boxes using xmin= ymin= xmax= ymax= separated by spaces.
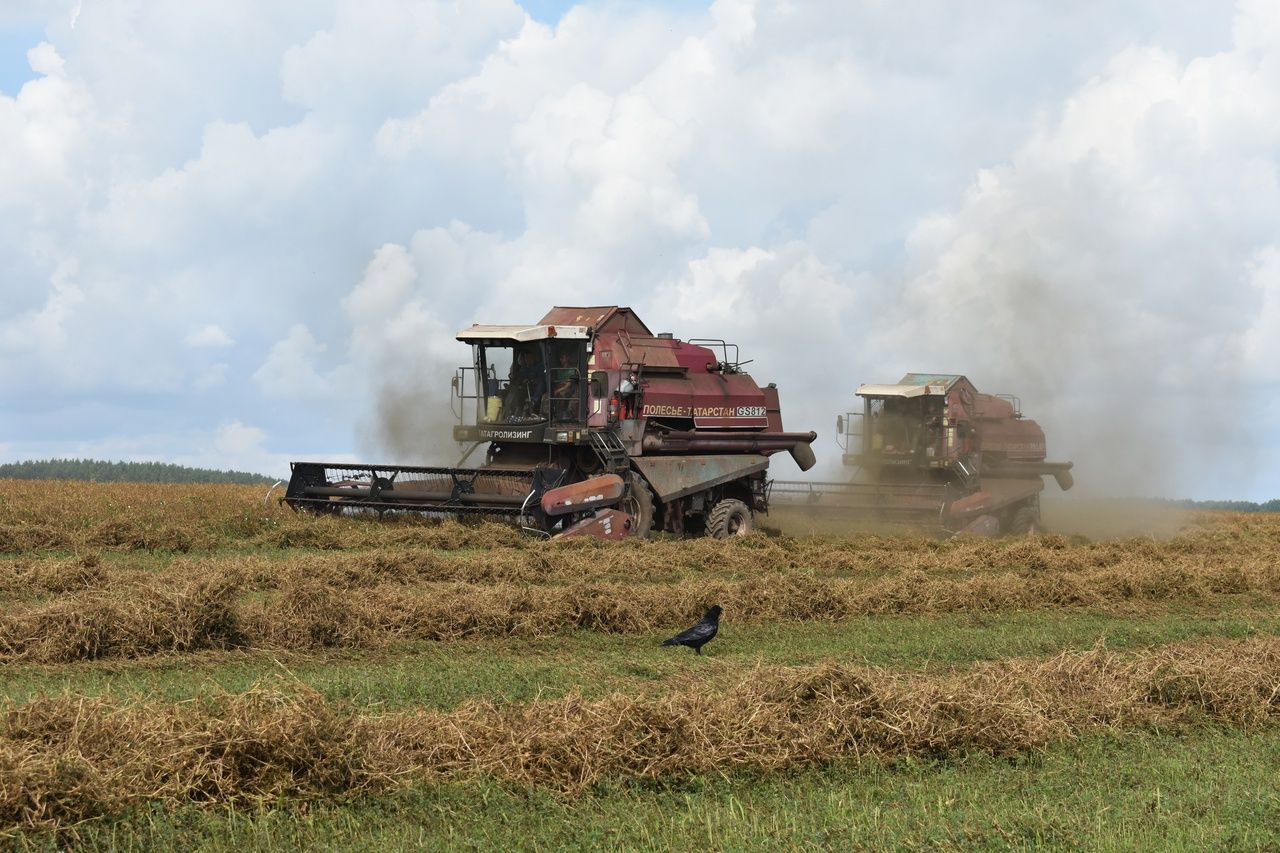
xmin=588 ymin=429 xmax=631 ymax=473
xmin=953 ymin=455 xmax=980 ymax=489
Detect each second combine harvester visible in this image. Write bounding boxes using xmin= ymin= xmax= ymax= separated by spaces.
xmin=772 ymin=373 xmax=1074 ymax=534
xmin=284 ymin=306 xmax=817 ymax=540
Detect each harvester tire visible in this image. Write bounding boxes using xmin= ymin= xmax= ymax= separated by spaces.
xmin=707 ymin=498 xmax=753 ymax=539
xmin=1009 ymin=505 xmax=1040 ymax=536
xmin=620 ymin=472 xmax=655 ymax=539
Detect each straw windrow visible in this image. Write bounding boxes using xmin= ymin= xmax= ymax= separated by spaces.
xmin=3 ymin=636 xmax=1280 ymax=833
xmin=2 ymin=558 xmax=1279 ymax=663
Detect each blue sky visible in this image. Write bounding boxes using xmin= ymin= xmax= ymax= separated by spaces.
xmin=0 ymin=25 xmax=41 ymax=94
xmin=0 ymin=0 xmax=1276 ymax=500
xmin=522 ymin=0 xmax=709 ymax=23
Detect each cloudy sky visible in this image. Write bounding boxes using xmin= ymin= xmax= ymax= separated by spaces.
xmin=1 ymin=0 xmax=1276 ymax=499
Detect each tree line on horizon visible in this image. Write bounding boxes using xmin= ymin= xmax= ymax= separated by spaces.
xmin=0 ymin=459 xmax=276 ymax=485
xmin=1159 ymin=497 xmax=1280 ymax=513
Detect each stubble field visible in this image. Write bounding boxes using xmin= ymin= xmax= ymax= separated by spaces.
xmin=2 ymin=480 xmax=1279 ymax=849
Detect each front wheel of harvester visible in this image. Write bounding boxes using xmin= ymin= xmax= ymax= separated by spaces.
xmin=706 ymin=498 xmax=753 ymax=539
xmin=619 ymin=472 xmax=655 ymax=539
xmin=1009 ymin=505 xmax=1040 ymax=536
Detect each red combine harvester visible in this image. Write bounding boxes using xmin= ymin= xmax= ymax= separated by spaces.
xmin=284 ymin=306 xmax=817 ymax=539
xmin=772 ymin=374 xmax=1073 ymax=534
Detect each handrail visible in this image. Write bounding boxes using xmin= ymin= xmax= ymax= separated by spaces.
xmin=687 ymin=338 xmax=746 ymax=372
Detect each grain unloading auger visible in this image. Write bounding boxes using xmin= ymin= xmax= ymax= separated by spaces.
xmin=771 ymin=374 xmax=1073 ymax=535
xmin=284 ymin=306 xmax=817 ymax=540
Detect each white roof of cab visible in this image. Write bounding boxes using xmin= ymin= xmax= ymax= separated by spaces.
xmin=456 ymin=324 xmax=591 ymax=343
xmin=857 ymin=382 xmax=948 ymax=398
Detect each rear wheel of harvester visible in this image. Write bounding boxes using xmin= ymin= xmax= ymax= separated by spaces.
xmin=1009 ymin=505 xmax=1040 ymax=536
xmin=707 ymin=498 xmax=753 ymax=539
xmin=619 ymin=472 xmax=655 ymax=539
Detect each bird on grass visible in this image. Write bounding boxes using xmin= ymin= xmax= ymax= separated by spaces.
xmin=661 ymin=604 xmax=722 ymax=655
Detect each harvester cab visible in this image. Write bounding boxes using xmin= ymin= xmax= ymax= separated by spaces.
xmin=775 ymin=374 xmax=1074 ymax=535
xmin=842 ymin=376 xmax=981 ymax=487
xmin=285 ymin=306 xmax=818 ymax=541
xmin=451 ymin=323 xmax=593 ymax=448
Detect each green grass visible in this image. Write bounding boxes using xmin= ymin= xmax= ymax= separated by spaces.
xmin=10 ymin=727 xmax=1280 ymax=851
xmin=4 ymin=605 xmax=1277 ymax=710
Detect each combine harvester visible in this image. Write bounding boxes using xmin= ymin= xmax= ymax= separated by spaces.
xmin=284 ymin=306 xmax=816 ymax=540
xmin=772 ymin=374 xmax=1073 ymax=535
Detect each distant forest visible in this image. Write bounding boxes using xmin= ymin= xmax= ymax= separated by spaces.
xmin=0 ymin=459 xmax=276 ymax=485
xmin=1162 ymin=498 xmax=1280 ymax=513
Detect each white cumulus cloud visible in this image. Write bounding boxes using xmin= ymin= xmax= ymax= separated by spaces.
xmin=252 ymin=324 xmax=331 ymax=399
xmin=185 ymin=324 xmax=234 ymax=348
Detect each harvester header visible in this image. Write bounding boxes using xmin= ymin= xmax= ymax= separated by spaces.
xmin=285 ymin=306 xmax=817 ymax=540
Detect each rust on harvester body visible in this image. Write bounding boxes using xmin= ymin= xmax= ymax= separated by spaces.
xmin=284 ymin=306 xmax=817 ymax=541
xmin=772 ymin=373 xmax=1073 ymax=535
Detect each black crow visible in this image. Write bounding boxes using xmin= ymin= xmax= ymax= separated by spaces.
xmin=661 ymin=605 xmax=722 ymax=655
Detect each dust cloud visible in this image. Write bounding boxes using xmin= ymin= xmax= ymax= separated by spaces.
xmin=874 ymin=260 xmax=1257 ymax=503
xmin=765 ymin=494 xmax=1197 ymax=540
xmin=864 ymin=207 xmax=1266 ymax=505
xmin=860 ymin=31 xmax=1279 ymax=506
xmin=360 ymin=381 xmax=467 ymax=467
xmin=1039 ymin=494 xmax=1193 ymax=540
xmin=343 ymin=243 xmax=477 ymax=468
xmin=761 ymin=506 xmax=920 ymax=539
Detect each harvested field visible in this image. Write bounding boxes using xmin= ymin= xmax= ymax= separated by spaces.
xmin=1 ymin=480 xmax=1278 ymax=845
